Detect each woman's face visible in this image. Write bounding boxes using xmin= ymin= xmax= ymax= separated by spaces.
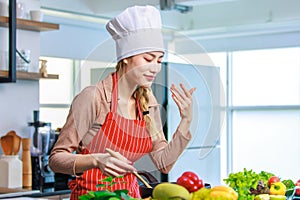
xmin=123 ymin=51 xmax=164 ymax=87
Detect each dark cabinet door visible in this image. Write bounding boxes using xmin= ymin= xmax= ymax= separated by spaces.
xmin=0 ymin=0 xmax=16 ymax=83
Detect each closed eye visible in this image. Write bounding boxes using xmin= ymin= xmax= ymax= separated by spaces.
xmin=144 ymin=55 xmax=153 ymax=62
xmin=144 ymin=53 xmax=164 ymax=63
xmin=157 ymin=57 xmax=163 ymax=63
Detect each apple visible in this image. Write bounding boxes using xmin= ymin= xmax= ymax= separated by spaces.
xmin=268 ymin=176 xmax=280 ymax=188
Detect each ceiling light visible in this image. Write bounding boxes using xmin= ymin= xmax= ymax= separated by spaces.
xmin=176 ymin=0 xmax=239 ymax=6
xmin=160 ymin=0 xmax=193 ymax=13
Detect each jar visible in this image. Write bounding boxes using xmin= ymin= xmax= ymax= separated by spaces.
xmin=0 ymin=155 xmax=22 ymax=188
xmin=16 ymin=49 xmax=30 ymax=72
xmin=16 ymin=2 xmax=25 ymax=18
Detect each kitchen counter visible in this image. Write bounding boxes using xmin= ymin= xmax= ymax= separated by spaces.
xmin=26 ymin=189 xmax=71 ymax=198
xmin=0 ymin=188 xmax=40 ymax=199
xmin=2 ymin=198 xmax=48 ymax=200
xmin=0 ymin=188 xmax=70 ymax=199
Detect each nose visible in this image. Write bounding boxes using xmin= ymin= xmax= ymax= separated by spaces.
xmin=150 ymin=63 xmax=161 ymax=73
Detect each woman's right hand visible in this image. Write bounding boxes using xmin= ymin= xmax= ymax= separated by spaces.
xmin=91 ymin=153 xmax=136 ymax=177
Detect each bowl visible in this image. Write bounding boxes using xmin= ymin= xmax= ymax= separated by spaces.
xmin=139 ymin=182 xmax=211 ymax=198
xmin=139 ymin=182 xmax=160 ymax=199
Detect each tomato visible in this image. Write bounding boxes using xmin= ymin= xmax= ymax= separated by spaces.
xmin=295 ymin=179 xmax=300 ymax=196
xmin=176 ymin=171 xmax=204 ymax=193
xmin=268 ymin=176 xmax=280 ymax=188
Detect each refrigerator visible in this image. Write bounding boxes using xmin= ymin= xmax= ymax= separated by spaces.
xmin=150 ymin=62 xmax=223 ymax=186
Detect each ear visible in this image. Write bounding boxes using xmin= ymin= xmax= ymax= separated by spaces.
xmin=123 ymin=59 xmax=128 ymax=64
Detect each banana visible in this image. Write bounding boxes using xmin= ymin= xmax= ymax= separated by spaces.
xmin=152 ymin=182 xmax=190 ymax=200
xmin=210 ymin=186 xmax=238 ymax=200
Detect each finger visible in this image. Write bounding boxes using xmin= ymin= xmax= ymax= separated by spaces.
xmin=171 ymin=93 xmax=181 ymax=109
xmin=180 ymin=83 xmax=196 ymax=99
xmin=171 ymin=87 xmax=191 ymax=107
xmin=106 ymin=148 xmax=133 ymax=165
xmin=189 ymin=87 xmax=196 ymax=95
xmin=171 ymin=84 xmax=185 ymax=100
xmin=171 ymin=84 xmax=194 ymax=105
xmin=105 ymin=158 xmax=135 ymax=174
xmin=171 ymin=90 xmax=185 ymax=108
xmin=111 ymin=157 xmax=136 ymax=172
xmin=170 ymin=85 xmax=186 ymax=105
xmin=103 ymin=167 xmax=121 ymax=177
xmin=179 ymin=83 xmax=192 ymax=98
xmin=114 ymin=152 xmax=133 ymax=165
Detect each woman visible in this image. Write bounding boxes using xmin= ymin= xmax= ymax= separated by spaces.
xmin=49 ymin=5 xmax=196 ymax=199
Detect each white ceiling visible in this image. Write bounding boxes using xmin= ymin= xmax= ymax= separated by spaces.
xmin=40 ymin=0 xmax=300 ymax=54
xmin=41 ymin=0 xmax=300 ymax=32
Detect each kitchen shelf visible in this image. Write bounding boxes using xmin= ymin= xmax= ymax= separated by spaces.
xmin=0 ymin=70 xmax=59 ymax=80
xmin=0 ymin=16 xmax=59 ymax=32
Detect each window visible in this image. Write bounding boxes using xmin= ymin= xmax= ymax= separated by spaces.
xmin=39 ymin=58 xmax=111 ymax=129
xmin=184 ymin=48 xmax=300 ymax=182
xmin=39 ymin=57 xmax=75 ymax=129
xmin=232 ymin=48 xmax=300 ymax=106
xmin=230 ymin=47 xmax=300 ymax=180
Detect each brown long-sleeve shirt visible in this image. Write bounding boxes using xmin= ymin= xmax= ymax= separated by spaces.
xmin=49 ymin=73 xmax=191 ymax=175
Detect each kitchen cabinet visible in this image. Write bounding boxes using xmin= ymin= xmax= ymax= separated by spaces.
xmin=0 ymin=10 xmax=59 ymax=82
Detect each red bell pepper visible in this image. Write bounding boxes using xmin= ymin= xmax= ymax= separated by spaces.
xmin=296 ymin=179 xmax=300 ymax=196
xmin=176 ymin=171 xmax=204 ymax=193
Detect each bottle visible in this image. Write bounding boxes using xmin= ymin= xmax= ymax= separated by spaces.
xmin=22 ymin=138 xmax=32 ymax=188
xmin=39 ymin=59 xmax=48 ymax=77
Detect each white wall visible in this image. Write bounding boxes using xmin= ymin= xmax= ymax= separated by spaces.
xmin=40 ymin=16 xmax=109 ymax=60
xmin=0 ymin=0 xmax=41 ymax=152
xmin=0 ymin=80 xmax=39 ymax=136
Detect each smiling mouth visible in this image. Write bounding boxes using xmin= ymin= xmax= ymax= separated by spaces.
xmin=144 ymin=75 xmax=156 ymax=81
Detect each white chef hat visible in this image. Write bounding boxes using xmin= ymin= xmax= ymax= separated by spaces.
xmin=106 ymin=5 xmax=165 ymax=62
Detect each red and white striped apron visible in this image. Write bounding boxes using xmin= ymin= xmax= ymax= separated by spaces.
xmin=69 ymin=73 xmax=153 ymax=199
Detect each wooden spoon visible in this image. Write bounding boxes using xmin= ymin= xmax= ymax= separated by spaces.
xmin=7 ymin=130 xmax=22 ymax=155
xmin=0 ymin=135 xmax=14 ymax=155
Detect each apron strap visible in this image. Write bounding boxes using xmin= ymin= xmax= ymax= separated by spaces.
xmin=112 ymin=73 xmax=118 ymax=113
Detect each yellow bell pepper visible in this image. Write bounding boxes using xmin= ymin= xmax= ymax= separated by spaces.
xmin=269 ymin=182 xmax=286 ymax=196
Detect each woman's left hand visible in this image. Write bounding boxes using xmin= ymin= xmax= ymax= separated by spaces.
xmin=170 ymin=83 xmax=196 ymax=122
